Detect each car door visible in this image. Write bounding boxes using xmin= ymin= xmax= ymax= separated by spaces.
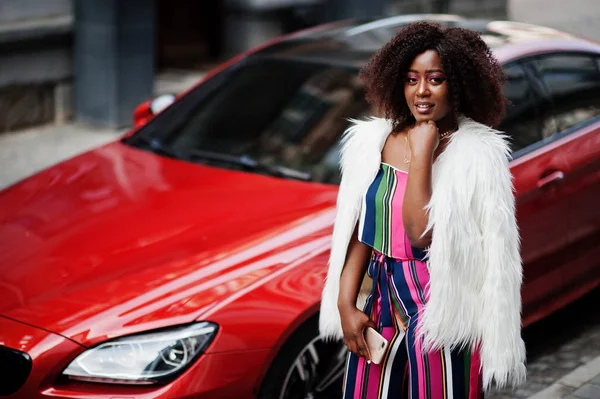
xmin=499 ymin=62 xmax=571 ymax=325
xmin=531 ymin=52 xmax=600 ymax=297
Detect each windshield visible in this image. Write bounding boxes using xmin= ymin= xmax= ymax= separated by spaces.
xmin=125 ymin=56 xmax=371 ymax=184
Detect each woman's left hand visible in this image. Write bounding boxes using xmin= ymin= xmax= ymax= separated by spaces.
xmin=407 ymin=120 xmax=440 ymax=159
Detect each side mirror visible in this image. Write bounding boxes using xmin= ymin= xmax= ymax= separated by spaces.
xmin=132 ymin=93 xmax=176 ymax=128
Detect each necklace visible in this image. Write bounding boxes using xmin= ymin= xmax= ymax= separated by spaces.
xmin=439 ymin=129 xmax=454 ymax=140
xmin=403 ymin=129 xmax=454 ymax=164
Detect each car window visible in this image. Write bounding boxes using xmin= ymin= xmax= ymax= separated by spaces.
xmin=131 ymin=57 xmax=370 ymax=184
xmin=534 ymin=53 xmax=600 ymax=135
xmin=499 ymin=63 xmax=546 ymax=152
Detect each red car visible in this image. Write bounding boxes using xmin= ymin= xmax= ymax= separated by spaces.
xmin=1 ymin=14 xmax=599 ymax=399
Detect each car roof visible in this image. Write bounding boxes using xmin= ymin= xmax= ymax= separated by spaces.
xmin=257 ymin=14 xmax=600 ymax=66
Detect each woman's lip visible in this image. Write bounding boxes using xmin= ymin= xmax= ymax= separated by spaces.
xmin=415 ymin=104 xmax=434 ymax=114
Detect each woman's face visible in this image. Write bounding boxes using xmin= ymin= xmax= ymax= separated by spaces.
xmin=404 ymin=49 xmax=452 ymax=124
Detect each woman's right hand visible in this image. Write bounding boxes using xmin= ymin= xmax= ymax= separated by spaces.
xmin=407 ymin=120 xmax=440 ymax=158
xmin=339 ymin=304 xmax=377 ymax=361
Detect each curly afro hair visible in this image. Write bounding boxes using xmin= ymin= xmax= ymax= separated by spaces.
xmin=360 ymin=21 xmax=507 ymax=130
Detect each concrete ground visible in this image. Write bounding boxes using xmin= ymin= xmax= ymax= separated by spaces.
xmin=0 ymin=69 xmax=206 ymax=190
xmin=529 ymin=356 xmax=600 ymax=399
xmin=488 ymin=287 xmax=600 ymax=399
xmin=0 ymin=123 xmax=123 ymax=190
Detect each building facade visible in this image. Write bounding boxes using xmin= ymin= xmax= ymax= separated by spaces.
xmin=0 ymin=0 xmax=508 ymax=130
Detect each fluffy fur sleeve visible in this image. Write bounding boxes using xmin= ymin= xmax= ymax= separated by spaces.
xmin=473 ymin=127 xmax=527 ymax=390
xmin=418 ymin=117 xmax=526 ymax=391
xmin=319 ymin=118 xmax=391 ymax=340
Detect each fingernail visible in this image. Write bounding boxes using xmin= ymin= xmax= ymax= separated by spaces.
xmin=367 ymin=360 xmax=371 ymax=364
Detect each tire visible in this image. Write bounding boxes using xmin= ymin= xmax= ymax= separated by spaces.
xmin=258 ymin=314 xmax=347 ymax=399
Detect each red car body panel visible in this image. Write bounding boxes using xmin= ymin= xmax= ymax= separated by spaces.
xmin=1 ymin=17 xmax=599 ymax=399
xmin=494 ymin=37 xmax=600 ymax=63
xmin=2 ymin=315 xmax=273 ymax=398
xmin=0 ymin=143 xmax=337 ymax=349
xmin=539 ymin=121 xmax=600 ymax=316
xmin=0 ymin=145 xmax=336 ymax=398
xmin=512 ymin=120 xmax=600 ymax=325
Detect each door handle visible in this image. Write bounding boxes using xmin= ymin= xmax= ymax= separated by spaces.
xmin=537 ymin=170 xmax=564 ymax=189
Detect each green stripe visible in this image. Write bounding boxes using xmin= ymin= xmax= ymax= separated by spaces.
xmin=361 ymin=362 xmax=371 ymax=398
xmin=381 ymin=167 xmax=389 ymax=255
xmin=381 ymin=166 xmax=392 ymax=255
xmin=386 ymin=273 xmax=410 ymax=327
xmin=373 ymin=167 xmax=388 ymax=251
xmin=410 ymin=261 xmax=427 ymax=304
xmin=385 ymin=167 xmax=397 ymax=256
xmin=464 ymin=347 xmax=471 ymax=395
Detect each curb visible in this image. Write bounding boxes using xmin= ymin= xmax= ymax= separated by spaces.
xmin=528 ymin=355 xmax=600 ymax=398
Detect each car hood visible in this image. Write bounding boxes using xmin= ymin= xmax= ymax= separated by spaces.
xmin=0 ymin=142 xmax=337 ymax=347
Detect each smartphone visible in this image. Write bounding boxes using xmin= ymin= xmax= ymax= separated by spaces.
xmin=364 ymin=327 xmax=389 ymax=364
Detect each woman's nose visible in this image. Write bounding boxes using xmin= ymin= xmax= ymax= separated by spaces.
xmin=416 ymin=79 xmax=429 ymax=97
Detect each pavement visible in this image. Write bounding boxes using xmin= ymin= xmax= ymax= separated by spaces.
xmin=490 ymin=284 xmax=600 ymax=399
xmin=0 ymin=123 xmax=123 ymax=190
xmin=529 ymin=356 xmax=600 ymax=399
xmin=0 ymin=69 xmax=207 ymax=190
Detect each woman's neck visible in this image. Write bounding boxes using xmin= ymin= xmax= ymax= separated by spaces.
xmin=436 ymin=114 xmax=458 ymax=134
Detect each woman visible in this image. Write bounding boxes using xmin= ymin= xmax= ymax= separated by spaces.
xmin=319 ymin=22 xmax=526 ymax=398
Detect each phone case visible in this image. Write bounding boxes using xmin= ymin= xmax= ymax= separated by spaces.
xmin=364 ymin=327 xmax=390 ymax=364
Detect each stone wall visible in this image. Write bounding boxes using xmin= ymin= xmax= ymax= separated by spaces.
xmin=0 ymin=0 xmax=510 ymax=132
xmin=388 ymin=0 xmax=507 ymax=18
xmin=0 ymin=0 xmax=73 ymax=132
xmin=509 ymin=0 xmax=600 ymax=40
xmin=0 ymin=0 xmax=71 ymax=21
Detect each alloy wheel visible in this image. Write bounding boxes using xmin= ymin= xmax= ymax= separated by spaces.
xmin=279 ymin=336 xmax=347 ymax=399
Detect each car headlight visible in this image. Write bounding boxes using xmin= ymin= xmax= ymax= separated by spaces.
xmin=62 ymin=322 xmax=218 ymax=384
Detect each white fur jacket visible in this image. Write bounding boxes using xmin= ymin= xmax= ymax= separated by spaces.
xmin=319 ymin=116 xmax=526 ymax=390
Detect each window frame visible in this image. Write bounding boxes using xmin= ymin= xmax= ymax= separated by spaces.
xmin=509 ymin=51 xmax=600 ymax=160
xmin=499 ymin=60 xmax=549 ymax=157
xmin=124 ymin=55 xmax=367 ymax=185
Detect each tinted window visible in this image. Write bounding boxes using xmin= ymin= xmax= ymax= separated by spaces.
xmin=499 ymin=63 xmax=545 ymax=151
xmin=129 ymin=57 xmax=370 ymax=184
xmin=535 ymin=53 xmax=600 ymax=134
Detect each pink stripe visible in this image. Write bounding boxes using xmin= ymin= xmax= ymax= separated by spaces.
xmin=390 ymin=171 xmax=410 ymax=259
xmin=366 ymin=361 xmax=382 ymax=398
xmin=414 ymin=338 xmax=427 ymax=399
xmin=356 ymin=261 xmax=382 ymax=399
xmin=380 ymin=326 xmax=396 ymax=342
xmin=402 ymin=260 xmax=430 ymax=308
xmin=402 ymin=260 xmax=432 ymax=399
xmin=387 ymin=272 xmax=410 ymax=328
xmin=425 ymin=350 xmax=445 ymax=398
xmin=361 ymin=326 xmax=398 ymax=399
xmin=375 ymin=267 xmax=383 ymax=324
xmin=353 ymin=357 xmax=366 ymax=398
xmin=469 ymin=347 xmax=483 ymax=399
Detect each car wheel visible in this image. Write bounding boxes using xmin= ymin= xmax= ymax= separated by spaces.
xmin=258 ymin=314 xmax=347 ymax=399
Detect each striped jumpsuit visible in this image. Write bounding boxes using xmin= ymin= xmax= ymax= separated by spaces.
xmin=342 ymin=163 xmax=484 ymax=399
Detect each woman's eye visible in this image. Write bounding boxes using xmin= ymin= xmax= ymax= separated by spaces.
xmin=407 ymin=77 xmax=418 ymax=84
xmin=430 ymin=77 xmax=445 ymax=83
